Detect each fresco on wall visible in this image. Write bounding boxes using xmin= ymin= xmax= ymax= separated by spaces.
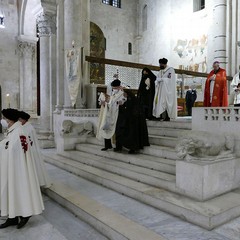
xmin=174 ymin=34 xmax=207 ymax=73
xmin=171 ymin=12 xmax=209 ymax=101
xmin=90 ymin=22 xmax=105 ymax=84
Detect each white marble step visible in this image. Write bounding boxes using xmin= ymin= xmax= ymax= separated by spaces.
xmin=44 ymin=181 xmax=166 ymax=240
xmin=43 ymin=151 xmax=240 ymax=230
xmin=148 ymin=127 xmax=190 ymax=138
xmin=147 ymin=119 xmax=192 ymax=130
xmin=142 ymin=144 xmax=179 ymax=160
xmin=149 ymin=135 xmax=178 ymax=148
xmin=76 ymin=143 xmax=176 ymax=174
xmin=86 ymin=137 xmax=179 ymax=160
xmin=60 ymin=150 xmax=176 ymax=190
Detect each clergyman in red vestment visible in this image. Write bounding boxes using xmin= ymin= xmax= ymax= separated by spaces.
xmin=204 ymin=61 xmax=228 ymax=107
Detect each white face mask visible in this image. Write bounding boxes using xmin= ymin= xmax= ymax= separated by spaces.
xmin=1 ymin=119 xmax=8 ymax=129
xmin=112 ymin=89 xmax=119 ymax=94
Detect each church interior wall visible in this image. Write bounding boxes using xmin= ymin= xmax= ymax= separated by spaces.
xmin=90 ymin=0 xmax=138 ymax=62
xmin=0 ymin=0 xmax=20 ymax=109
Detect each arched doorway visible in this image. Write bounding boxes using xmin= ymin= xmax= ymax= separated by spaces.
xmin=90 ymin=22 xmax=105 ymax=84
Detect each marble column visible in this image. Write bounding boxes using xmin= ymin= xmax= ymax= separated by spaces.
xmin=63 ymin=0 xmax=90 ymax=109
xmin=37 ymin=12 xmax=56 ymax=132
xmin=18 ymin=35 xmax=38 ymax=115
xmin=55 ymin=0 xmax=64 ymax=113
xmin=212 ymin=0 xmax=227 ymax=67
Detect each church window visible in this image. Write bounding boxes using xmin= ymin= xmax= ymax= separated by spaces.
xmin=142 ymin=5 xmax=148 ymax=31
xmin=102 ymin=0 xmax=121 ymax=8
xmin=128 ymin=42 xmax=132 ymax=55
xmin=0 ymin=13 xmax=5 ymax=29
xmin=193 ymin=0 xmax=205 ymax=12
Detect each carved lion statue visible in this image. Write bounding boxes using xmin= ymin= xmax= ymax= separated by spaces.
xmin=176 ymin=131 xmax=235 ymax=161
xmin=61 ymin=120 xmax=93 ymax=136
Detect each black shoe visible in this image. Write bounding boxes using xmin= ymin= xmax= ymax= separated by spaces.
xmin=101 ymin=147 xmax=112 ymax=151
xmin=114 ymin=148 xmax=122 ymax=152
xmin=0 ymin=217 xmax=19 ymax=229
xmin=17 ymin=216 xmax=31 ymax=229
xmin=163 ymin=118 xmax=170 ymax=122
xmin=128 ymin=150 xmax=136 ymax=154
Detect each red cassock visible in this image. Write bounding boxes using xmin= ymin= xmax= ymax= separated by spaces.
xmin=204 ymin=68 xmax=228 ymax=107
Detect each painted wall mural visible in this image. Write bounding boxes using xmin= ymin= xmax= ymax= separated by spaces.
xmin=173 ymin=34 xmax=207 ymax=73
xmin=90 ymin=22 xmax=105 ymax=84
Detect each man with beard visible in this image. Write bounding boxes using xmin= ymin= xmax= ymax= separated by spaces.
xmin=153 ymin=58 xmax=177 ymax=121
xmin=137 ymin=68 xmax=156 ymax=120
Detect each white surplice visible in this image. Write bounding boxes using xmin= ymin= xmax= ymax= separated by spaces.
xmin=153 ymin=67 xmax=177 ymax=119
xmin=97 ymin=90 xmax=126 ymax=140
xmin=0 ymin=121 xmax=44 ymax=218
xmin=22 ymin=122 xmax=51 ymax=188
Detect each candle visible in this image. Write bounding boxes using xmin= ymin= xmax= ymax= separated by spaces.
xmin=6 ymin=93 xmax=10 ymax=108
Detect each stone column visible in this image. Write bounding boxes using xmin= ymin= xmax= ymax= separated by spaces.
xmin=55 ymin=0 xmax=64 ymax=113
xmin=37 ymin=12 xmax=56 ymax=132
xmin=63 ymin=0 xmax=90 ymax=109
xmin=18 ymin=35 xmax=38 ymax=115
xmin=212 ymin=0 xmax=227 ymax=67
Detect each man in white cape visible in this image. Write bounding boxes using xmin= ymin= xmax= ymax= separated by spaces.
xmin=0 ymin=109 xmax=44 ymax=229
xmin=153 ymin=58 xmax=177 ymax=121
xmin=96 ymin=79 xmax=126 ymax=151
xmin=18 ymin=111 xmax=51 ymax=188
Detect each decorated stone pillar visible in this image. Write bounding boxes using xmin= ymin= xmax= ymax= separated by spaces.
xmin=37 ymin=12 xmax=56 ymax=133
xmin=212 ymin=0 xmax=227 ymax=67
xmin=63 ymin=0 xmax=90 ymax=109
xmin=55 ymin=0 xmax=64 ymax=113
xmin=18 ymin=35 xmax=38 ymax=115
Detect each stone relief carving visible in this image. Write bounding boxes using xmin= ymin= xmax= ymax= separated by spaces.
xmin=61 ymin=120 xmax=93 ymax=137
xmin=36 ymin=12 xmax=56 ymax=36
xmin=64 ymin=109 xmax=100 ymax=118
xmin=18 ymin=41 xmax=36 ymax=58
xmin=176 ymin=131 xmax=235 ymax=161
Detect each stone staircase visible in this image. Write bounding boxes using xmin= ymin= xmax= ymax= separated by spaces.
xmin=42 ymin=118 xmax=240 ymax=238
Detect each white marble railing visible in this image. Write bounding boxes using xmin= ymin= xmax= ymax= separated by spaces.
xmin=204 ymin=108 xmax=240 ymax=122
xmin=192 ymin=107 xmax=240 ymax=134
xmin=64 ymin=109 xmax=100 ymax=118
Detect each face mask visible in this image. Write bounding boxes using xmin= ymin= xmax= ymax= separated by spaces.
xmin=1 ymin=119 xmax=8 ymax=129
xmin=112 ymin=89 xmax=119 ymax=94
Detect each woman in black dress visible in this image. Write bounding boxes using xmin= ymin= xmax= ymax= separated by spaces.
xmin=137 ymin=68 xmax=156 ymax=120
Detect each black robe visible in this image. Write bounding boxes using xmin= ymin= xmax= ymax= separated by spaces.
xmin=137 ymin=68 xmax=156 ymax=119
xmin=116 ymin=91 xmax=150 ymax=151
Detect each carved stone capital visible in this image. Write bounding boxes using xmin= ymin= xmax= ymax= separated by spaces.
xmin=18 ymin=41 xmax=36 ymax=58
xmin=36 ymin=12 xmax=56 ymax=36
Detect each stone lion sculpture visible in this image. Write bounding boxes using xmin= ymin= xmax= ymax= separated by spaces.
xmin=176 ymin=131 xmax=235 ymax=161
xmin=61 ymin=120 xmax=93 ymax=137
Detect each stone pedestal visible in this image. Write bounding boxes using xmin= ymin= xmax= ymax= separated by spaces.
xmin=176 ymin=157 xmax=240 ymax=201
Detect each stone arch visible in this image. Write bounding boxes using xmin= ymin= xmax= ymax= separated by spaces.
xmin=90 ymin=22 xmax=106 ymax=84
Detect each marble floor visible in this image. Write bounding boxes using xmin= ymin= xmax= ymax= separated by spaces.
xmin=46 ymin=163 xmax=240 ymax=240
xmin=1 ymin=163 xmax=240 ymax=240
xmin=0 ymin=195 xmax=108 ymax=240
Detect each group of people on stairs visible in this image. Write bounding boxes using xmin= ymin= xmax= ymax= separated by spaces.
xmin=97 ymin=57 xmax=177 ymax=154
xmin=97 ymin=58 xmax=239 ymax=154
xmin=0 ymin=109 xmax=51 ymax=229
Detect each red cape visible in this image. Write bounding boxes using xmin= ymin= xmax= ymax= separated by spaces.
xmin=204 ymin=68 xmax=228 ymax=107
